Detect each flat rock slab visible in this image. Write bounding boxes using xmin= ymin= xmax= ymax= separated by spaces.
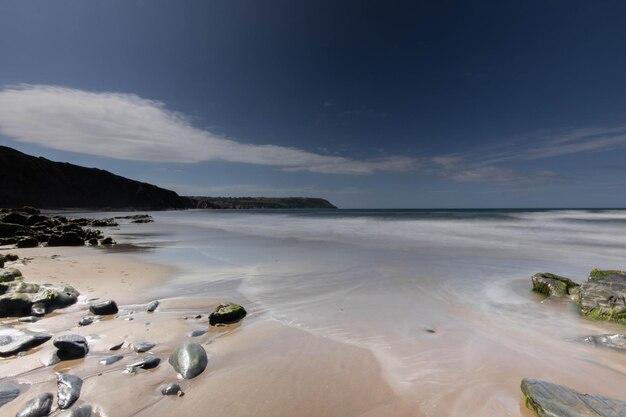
xmin=583 ymin=334 xmax=626 ymax=352
xmin=531 ymin=273 xmax=580 ymax=297
xmin=0 ymin=382 xmax=20 ymax=407
xmin=0 ymin=327 xmax=51 ymax=357
xmin=131 ymin=341 xmax=155 ymax=353
xmin=522 ymin=378 xmax=626 ymax=417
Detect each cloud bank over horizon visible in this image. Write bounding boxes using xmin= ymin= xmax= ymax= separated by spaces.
xmin=0 ymin=85 xmax=420 ymax=175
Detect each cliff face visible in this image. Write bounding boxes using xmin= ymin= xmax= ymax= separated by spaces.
xmin=0 ymin=146 xmax=191 ymax=209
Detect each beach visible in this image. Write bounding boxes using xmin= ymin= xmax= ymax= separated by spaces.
xmin=2 ymin=209 xmax=626 ymax=416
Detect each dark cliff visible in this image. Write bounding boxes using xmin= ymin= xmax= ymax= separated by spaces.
xmin=0 ymin=146 xmax=191 ymax=209
xmin=187 ymin=196 xmax=337 ymax=209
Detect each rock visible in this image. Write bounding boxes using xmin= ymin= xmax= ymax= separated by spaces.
xmin=16 ymin=237 xmax=39 ymax=248
xmin=78 ymin=316 xmax=93 ymax=326
xmin=47 ymin=232 xmax=84 ymax=247
xmin=56 ymin=373 xmax=83 ymax=409
xmin=126 ymin=355 xmax=160 ymax=372
xmin=168 ymin=342 xmax=208 ymax=379
xmin=531 ymin=272 xmax=580 ymax=297
xmin=31 ymin=303 xmax=45 ymax=317
xmin=578 ymin=269 xmax=626 ymax=322
xmin=90 ymin=218 xmax=118 ymax=227
xmin=99 ymin=355 xmax=123 ymax=365
xmin=146 ymin=300 xmax=159 ymax=312
xmin=15 ymin=393 xmax=53 ymax=417
xmin=99 ymin=237 xmax=115 ymax=245
xmin=54 ymin=335 xmax=89 ymax=359
xmin=131 ymin=341 xmax=155 ymax=353
xmin=56 ymin=405 xmax=92 ymax=417
xmin=41 ymin=352 xmax=61 ymax=366
xmin=161 ymin=383 xmax=183 ymax=396
xmin=17 ymin=316 xmax=40 ymax=323
xmin=582 ymin=334 xmax=626 ymax=352
xmin=0 ymin=382 xmax=20 ymax=407
xmin=0 ymin=282 xmax=79 ymax=317
xmin=89 ymin=300 xmax=118 ymax=315
xmin=0 ymin=268 xmax=22 ymax=282
xmin=188 ymin=329 xmax=206 ymax=337
xmin=4 ymin=254 xmax=19 ymax=262
xmin=0 ymin=327 xmax=51 ymax=357
xmin=521 ymin=378 xmax=626 ymax=417
xmin=208 ymin=302 xmax=247 ymax=325
xmin=109 ymin=342 xmax=124 ymax=351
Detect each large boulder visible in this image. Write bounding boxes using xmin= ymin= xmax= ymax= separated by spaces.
xmin=521 ymin=378 xmax=626 ymax=417
xmin=208 ymin=302 xmax=247 ymax=325
xmin=0 ymin=222 xmax=31 ymax=238
xmin=0 ymin=327 xmax=51 ymax=357
xmin=578 ymin=269 xmax=626 ymax=323
xmin=531 ymin=273 xmax=580 ymax=297
xmin=54 ymin=335 xmax=89 ymax=359
xmin=16 ymin=237 xmax=39 ymax=248
xmin=168 ymin=342 xmax=208 ymax=379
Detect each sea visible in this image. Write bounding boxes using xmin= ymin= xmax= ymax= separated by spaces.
xmin=82 ymin=208 xmax=626 ymax=416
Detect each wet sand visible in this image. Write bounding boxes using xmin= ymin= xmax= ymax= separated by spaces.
xmin=0 ymin=247 xmax=416 ymax=417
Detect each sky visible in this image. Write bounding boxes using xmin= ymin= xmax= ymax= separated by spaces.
xmin=1 ymin=1 xmax=626 ymax=208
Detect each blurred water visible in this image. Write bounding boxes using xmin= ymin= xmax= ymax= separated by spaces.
xmin=80 ymin=209 xmax=626 ymax=416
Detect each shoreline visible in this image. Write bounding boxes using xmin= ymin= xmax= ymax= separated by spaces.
xmin=1 ymin=245 xmax=415 ymax=417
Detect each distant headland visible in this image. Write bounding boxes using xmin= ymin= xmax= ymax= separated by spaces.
xmin=0 ymin=146 xmax=336 ymax=210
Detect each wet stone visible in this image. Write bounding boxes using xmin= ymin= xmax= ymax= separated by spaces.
xmin=0 ymin=327 xmax=51 ymax=357
xmin=188 ymin=329 xmax=206 ymax=337
xmin=15 ymin=393 xmax=53 ymax=417
xmin=168 ymin=342 xmax=208 ymax=379
xmin=56 ymin=373 xmax=83 ymax=409
xmin=0 ymin=382 xmax=20 ymax=407
xmin=78 ymin=316 xmax=93 ymax=326
xmin=56 ymin=404 xmax=92 ymax=417
xmin=109 ymin=342 xmax=124 ymax=351
xmin=126 ymin=355 xmax=160 ymax=372
xmin=131 ymin=341 xmax=155 ymax=353
xmin=54 ymin=334 xmax=89 ymax=359
xmin=161 ymin=383 xmax=183 ymax=396
xmin=146 ymin=300 xmax=159 ymax=312
xmin=99 ymin=355 xmax=123 ymax=365
xmin=89 ymin=299 xmax=118 ymax=315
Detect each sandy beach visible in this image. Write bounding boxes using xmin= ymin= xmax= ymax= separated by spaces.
xmin=1 ymin=245 xmax=417 ymax=417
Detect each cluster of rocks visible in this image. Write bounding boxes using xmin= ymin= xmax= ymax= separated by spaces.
xmin=1 ymin=282 xmax=247 ymax=415
xmin=0 ymin=207 xmax=127 ymax=248
xmin=0 ymin=256 xmax=80 ymax=319
xmin=525 ymin=269 xmax=626 ymax=416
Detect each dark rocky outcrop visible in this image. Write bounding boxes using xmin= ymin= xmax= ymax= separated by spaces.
xmin=0 ymin=146 xmax=191 ymax=209
xmin=168 ymin=342 xmax=208 ymax=379
xmin=0 ymin=327 xmax=51 ymax=357
xmin=521 ymin=378 xmax=626 ymax=417
xmin=15 ymin=393 xmax=54 ymax=417
xmin=531 ymin=273 xmax=580 ymax=297
xmin=0 ymin=279 xmax=79 ymax=318
xmin=208 ymin=302 xmax=247 ymax=325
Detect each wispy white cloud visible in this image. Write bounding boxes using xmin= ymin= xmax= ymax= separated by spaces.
xmin=0 ymin=85 xmax=421 ymax=175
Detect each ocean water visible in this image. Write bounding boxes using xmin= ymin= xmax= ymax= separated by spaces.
xmin=97 ymin=209 xmax=626 ymax=416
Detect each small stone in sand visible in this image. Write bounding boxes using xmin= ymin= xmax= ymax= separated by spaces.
xmin=56 ymin=404 xmax=92 ymax=417
xmin=56 ymin=373 xmax=83 ymax=409
xmin=161 ymin=383 xmax=184 ymax=396
xmin=188 ymin=329 xmax=206 ymax=337
xmin=147 ymin=300 xmax=159 ymax=312
xmin=126 ymin=355 xmax=160 ymax=372
xmin=131 ymin=341 xmax=155 ymax=353
xmin=109 ymin=342 xmax=124 ymax=351
xmin=99 ymin=355 xmax=123 ymax=365
xmin=0 ymin=382 xmax=20 ymax=407
xmin=78 ymin=316 xmax=93 ymax=326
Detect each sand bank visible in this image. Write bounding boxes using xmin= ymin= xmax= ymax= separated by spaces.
xmin=1 ymin=246 xmax=416 ymax=417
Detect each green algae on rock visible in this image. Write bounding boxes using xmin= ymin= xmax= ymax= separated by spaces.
xmin=208 ymin=302 xmax=247 ymax=325
xmin=531 ymin=273 xmax=580 ymax=297
xmin=578 ymin=269 xmax=626 ymax=324
xmin=521 ymin=378 xmax=626 ymax=417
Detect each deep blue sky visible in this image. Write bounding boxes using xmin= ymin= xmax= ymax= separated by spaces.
xmin=1 ymin=1 xmax=626 ymax=208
